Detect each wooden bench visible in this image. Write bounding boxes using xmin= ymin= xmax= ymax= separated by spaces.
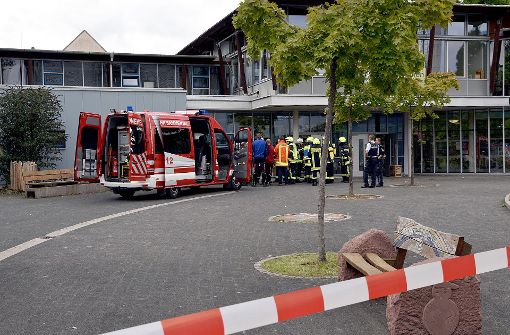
xmin=342 ymin=216 xmax=472 ymax=276
xmin=23 ymin=169 xmax=75 ymax=191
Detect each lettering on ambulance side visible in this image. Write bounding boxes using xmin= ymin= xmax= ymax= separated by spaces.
xmin=129 ymin=117 xmax=142 ymax=126
xmin=160 ymin=120 xmax=190 ymax=127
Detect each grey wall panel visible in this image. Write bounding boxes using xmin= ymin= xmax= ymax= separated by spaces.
xmin=82 ymin=91 xmax=102 ymax=113
xmin=118 ymin=92 xmax=138 ymax=111
xmin=467 ymin=80 xmax=488 ymax=96
xmin=288 ymin=80 xmax=312 ymax=95
xmin=152 ymin=93 xmax=171 ymax=112
xmin=312 ymin=77 xmax=327 ymax=95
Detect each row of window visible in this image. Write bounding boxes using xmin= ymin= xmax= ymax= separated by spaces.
xmin=0 ymin=58 xmax=219 ymax=95
xmin=419 ymin=40 xmax=488 ymax=79
xmin=414 ymin=109 xmax=510 ymax=173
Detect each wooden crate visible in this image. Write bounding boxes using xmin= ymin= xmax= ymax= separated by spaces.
xmin=389 ymin=165 xmax=402 ymax=177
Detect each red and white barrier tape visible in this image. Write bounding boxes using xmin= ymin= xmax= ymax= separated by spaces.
xmin=102 ymin=246 xmax=509 ymax=335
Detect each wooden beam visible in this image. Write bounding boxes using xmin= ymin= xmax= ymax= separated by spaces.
xmin=490 ymin=19 xmax=503 ymax=95
xmin=236 ymin=32 xmax=248 ymax=95
xmin=426 ymin=26 xmax=436 ymax=76
xmin=217 ymin=44 xmax=228 ymax=95
xmin=342 ymin=253 xmax=383 ymax=276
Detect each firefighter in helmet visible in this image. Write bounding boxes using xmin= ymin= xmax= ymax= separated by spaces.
xmin=310 ymin=138 xmax=322 ymax=186
xmin=303 ymin=137 xmax=313 ymax=183
xmin=295 ymin=137 xmax=304 ymax=182
xmin=326 ymin=139 xmax=336 ymax=184
xmin=339 ymin=136 xmax=351 ymax=183
xmin=286 ymin=136 xmax=298 ymax=184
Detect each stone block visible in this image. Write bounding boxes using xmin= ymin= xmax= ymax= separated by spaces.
xmin=338 ymin=229 xmax=396 ymax=281
xmin=387 ymin=257 xmax=481 ymax=335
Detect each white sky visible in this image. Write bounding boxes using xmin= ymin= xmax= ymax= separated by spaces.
xmin=0 ymin=0 xmax=241 ymax=54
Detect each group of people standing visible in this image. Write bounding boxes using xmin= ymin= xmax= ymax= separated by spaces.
xmin=362 ymin=135 xmax=385 ymax=188
xmin=251 ymin=133 xmax=352 ymax=186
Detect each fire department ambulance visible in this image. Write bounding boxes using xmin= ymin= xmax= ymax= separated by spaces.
xmin=74 ymin=109 xmax=252 ymax=198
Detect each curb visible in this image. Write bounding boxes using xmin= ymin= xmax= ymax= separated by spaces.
xmin=505 ymin=193 xmax=510 ymax=211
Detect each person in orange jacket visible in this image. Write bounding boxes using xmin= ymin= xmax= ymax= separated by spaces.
xmin=274 ymin=135 xmax=289 ymax=185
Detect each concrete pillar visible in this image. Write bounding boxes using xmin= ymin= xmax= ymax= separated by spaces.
xmin=293 ymin=110 xmax=300 ymax=140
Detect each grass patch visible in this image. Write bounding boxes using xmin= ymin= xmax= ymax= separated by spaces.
xmin=260 ymin=252 xmax=338 ymax=278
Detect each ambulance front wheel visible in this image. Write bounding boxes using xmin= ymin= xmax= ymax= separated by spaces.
xmin=166 ymin=187 xmax=181 ymax=199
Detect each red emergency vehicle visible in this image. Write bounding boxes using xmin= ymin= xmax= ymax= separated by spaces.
xmin=74 ymin=110 xmax=252 ymax=198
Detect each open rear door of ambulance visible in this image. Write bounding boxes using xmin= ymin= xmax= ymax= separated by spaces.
xmin=127 ymin=113 xmax=148 ymax=181
xmin=233 ymin=127 xmax=252 ymax=184
xmin=74 ymin=112 xmax=102 ymax=182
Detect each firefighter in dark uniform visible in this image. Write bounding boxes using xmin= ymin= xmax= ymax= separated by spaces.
xmin=326 ymin=140 xmax=336 ymax=184
xmin=310 ymin=138 xmax=322 ymax=186
xmin=362 ymin=135 xmax=378 ymax=188
xmin=338 ymin=137 xmax=351 ymax=183
xmin=295 ymin=138 xmax=304 ymax=182
xmin=303 ymin=137 xmax=313 ymax=183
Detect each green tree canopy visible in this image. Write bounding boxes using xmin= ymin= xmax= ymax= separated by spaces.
xmin=459 ymin=0 xmax=510 ymax=4
xmin=0 ymin=87 xmax=67 ymax=181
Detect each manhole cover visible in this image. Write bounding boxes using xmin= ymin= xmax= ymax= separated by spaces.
xmin=268 ymin=213 xmax=350 ymax=223
xmin=326 ymin=194 xmax=383 ymax=200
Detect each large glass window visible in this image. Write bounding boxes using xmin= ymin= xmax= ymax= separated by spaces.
xmin=288 ymin=15 xmax=307 ymax=28
xmin=272 ymin=113 xmax=291 ymax=142
xmin=140 ymin=64 xmax=157 ymax=88
xmin=192 ymin=66 xmax=209 ymax=95
xmin=461 ymin=111 xmax=475 ymax=172
xmin=214 ymin=112 xmax=234 ymax=135
xmin=431 ymin=40 xmax=447 ymax=73
xmin=490 ymin=110 xmax=504 ymax=172
xmin=235 ymin=113 xmax=253 ymax=131
xmin=83 ymin=62 xmax=103 ymax=87
xmin=23 ymin=60 xmax=42 ymax=85
xmin=299 ymin=113 xmax=310 ymax=133
xmin=467 ymin=41 xmax=487 ymax=79
xmin=309 ymin=113 xmax=325 ymax=133
xmin=476 ymin=110 xmax=489 ymax=172
xmin=435 ymin=113 xmax=447 ymax=172
xmin=210 ymin=66 xmax=221 ymax=95
xmin=1 ymin=58 xmax=21 ymax=85
xmin=448 ymin=15 xmax=465 ymax=36
xmin=64 ymin=61 xmax=83 ymax=86
xmin=158 ymin=64 xmax=176 ymax=88
xmin=467 ymin=14 xmax=487 ymax=36
xmin=448 ymin=111 xmax=461 ymax=172
xmin=43 ymin=60 xmax=63 ymax=86
xmin=421 ymin=118 xmax=434 ymax=173
xmin=112 ymin=63 xmax=121 ymax=87
xmin=253 ymin=113 xmax=271 ymax=138
xmin=121 ymin=63 xmax=140 ymax=87
xmin=448 ymin=41 xmax=465 ymax=77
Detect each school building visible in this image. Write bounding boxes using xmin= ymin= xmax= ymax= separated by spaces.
xmin=1 ymin=2 xmax=510 ymax=176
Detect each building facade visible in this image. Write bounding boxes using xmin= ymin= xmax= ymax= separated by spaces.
xmin=1 ymin=2 xmax=510 ymax=175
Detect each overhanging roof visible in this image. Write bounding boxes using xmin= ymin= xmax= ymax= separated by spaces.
xmin=0 ymin=48 xmax=215 ymax=64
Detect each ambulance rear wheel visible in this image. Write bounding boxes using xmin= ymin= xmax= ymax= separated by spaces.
xmin=118 ymin=190 xmax=135 ymax=199
xmin=166 ymin=187 xmax=181 ymax=199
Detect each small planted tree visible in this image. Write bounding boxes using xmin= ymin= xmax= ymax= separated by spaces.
xmin=0 ymin=87 xmax=67 ymax=182
xmin=234 ymin=0 xmax=457 ymax=263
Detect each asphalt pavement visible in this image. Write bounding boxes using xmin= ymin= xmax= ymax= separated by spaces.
xmin=0 ymin=175 xmax=509 ymax=334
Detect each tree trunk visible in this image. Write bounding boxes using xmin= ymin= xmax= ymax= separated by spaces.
xmin=410 ymin=117 xmax=415 ymax=186
xmin=348 ymin=111 xmax=354 ymax=197
xmin=317 ymin=58 xmax=337 ymax=263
